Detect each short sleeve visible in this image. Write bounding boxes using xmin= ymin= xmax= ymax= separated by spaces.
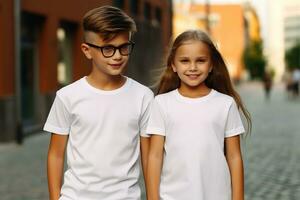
xmin=225 ymin=100 xmax=245 ymax=138
xmin=146 ymin=98 xmax=166 ymax=136
xmin=43 ymin=94 xmax=71 ymax=135
xmin=139 ymin=89 xmax=154 ymax=137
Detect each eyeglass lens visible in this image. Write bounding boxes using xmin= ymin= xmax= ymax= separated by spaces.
xmin=102 ymin=43 xmax=133 ymax=57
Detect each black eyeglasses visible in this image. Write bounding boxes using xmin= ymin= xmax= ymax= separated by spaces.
xmin=85 ymin=41 xmax=135 ymax=58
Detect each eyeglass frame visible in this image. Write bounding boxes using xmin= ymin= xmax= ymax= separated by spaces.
xmin=85 ymin=41 xmax=135 ymax=58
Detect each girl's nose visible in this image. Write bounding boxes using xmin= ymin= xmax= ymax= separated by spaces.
xmin=190 ymin=63 xmax=197 ymax=71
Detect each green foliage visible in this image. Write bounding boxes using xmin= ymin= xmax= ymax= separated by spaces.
xmin=243 ymin=41 xmax=267 ymax=80
xmin=285 ymin=42 xmax=300 ymax=70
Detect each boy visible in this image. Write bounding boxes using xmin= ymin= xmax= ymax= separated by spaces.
xmin=44 ymin=6 xmax=153 ymax=200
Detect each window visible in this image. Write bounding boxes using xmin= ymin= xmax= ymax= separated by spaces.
xmin=144 ymin=2 xmax=151 ymax=20
xmin=155 ymin=7 xmax=162 ymax=24
xmin=114 ymin=0 xmax=125 ymax=9
xmin=57 ymin=21 xmax=77 ymax=86
xmin=20 ymin=12 xmax=44 ymax=124
xmin=130 ymin=0 xmax=139 ymax=15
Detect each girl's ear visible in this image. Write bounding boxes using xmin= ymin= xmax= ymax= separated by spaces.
xmin=81 ymin=43 xmax=92 ymax=59
xmin=171 ymin=63 xmax=177 ymax=72
xmin=209 ymin=66 xmax=213 ymax=73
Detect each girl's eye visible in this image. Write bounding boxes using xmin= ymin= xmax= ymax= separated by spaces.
xmin=197 ymin=59 xmax=206 ymax=63
xmin=180 ymin=60 xmax=189 ymax=63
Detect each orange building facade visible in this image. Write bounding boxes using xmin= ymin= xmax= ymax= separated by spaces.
xmin=0 ymin=0 xmax=172 ymax=142
xmin=174 ymin=3 xmax=246 ymax=80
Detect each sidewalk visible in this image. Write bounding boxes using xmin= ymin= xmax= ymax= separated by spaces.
xmin=239 ymin=81 xmax=300 ymax=200
xmin=1 ymin=81 xmax=300 ymax=200
xmin=0 ymin=133 xmax=49 ymax=200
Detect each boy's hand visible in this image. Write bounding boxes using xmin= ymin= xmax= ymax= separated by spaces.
xmin=47 ymin=133 xmax=68 ymax=200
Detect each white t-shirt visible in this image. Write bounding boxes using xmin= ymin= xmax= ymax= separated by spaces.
xmin=146 ymin=89 xmax=245 ymax=200
xmin=292 ymin=69 xmax=300 ymax=82
xmin=44 ymin=76 xmax=153 ymax=200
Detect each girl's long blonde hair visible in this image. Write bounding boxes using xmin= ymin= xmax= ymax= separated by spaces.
xmin=156 ymin=30 xmax=252 ymax=134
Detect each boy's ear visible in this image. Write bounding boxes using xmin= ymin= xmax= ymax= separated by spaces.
xmin=81 ymin=43 xmax=92 ymax=59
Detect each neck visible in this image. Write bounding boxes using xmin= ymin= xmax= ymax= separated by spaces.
xmin=178 ymin=83 xmax=211 ymax=98
xmin=86 ymin=71 xmax=126 ymax=91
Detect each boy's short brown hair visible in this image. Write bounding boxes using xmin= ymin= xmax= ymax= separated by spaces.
xmin=83 ymin=5 xmax=137 ymax=41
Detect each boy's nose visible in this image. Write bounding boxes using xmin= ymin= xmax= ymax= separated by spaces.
xmin=112 ymin=49 xmax=122 ymax=59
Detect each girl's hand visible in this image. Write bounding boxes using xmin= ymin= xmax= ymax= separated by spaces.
xmin=225 ymin=135 xmax=244 ymax=200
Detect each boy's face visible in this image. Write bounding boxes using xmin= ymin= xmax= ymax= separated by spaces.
xmin=81 ymin=31 xmax=132 ymax=77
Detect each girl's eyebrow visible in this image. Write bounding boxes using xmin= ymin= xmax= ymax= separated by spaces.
xmin=178 ymin=56 xmax=208 ymax=59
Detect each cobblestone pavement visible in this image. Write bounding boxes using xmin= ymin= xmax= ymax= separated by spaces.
xmin=239 ymin=82 xmax=300 ymax=200
xmin=0 ymin=133 xmax=49 ymax=200
xmin=1 ymin=82 xmax=300 ymax=200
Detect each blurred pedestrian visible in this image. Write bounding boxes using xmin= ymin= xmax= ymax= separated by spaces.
xmin=44 ymin=6 xmax=153 ymax=200
xmin=291 ymin=68 xmax=300 ymax=97
xmin=282 ymin=68 xmax=293 ymax=99
xmin=262 ymin=70 xmax=273 ymax=100
xmin=146 ymin=30 xmax=251 ymax=200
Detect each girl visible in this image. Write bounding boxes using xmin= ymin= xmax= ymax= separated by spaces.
xmin=146 ymin=30 xmax=251 ymax=200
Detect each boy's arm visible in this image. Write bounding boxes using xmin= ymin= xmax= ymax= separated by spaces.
xmin=140 ymin=136 xmax=150 ymax=180
xmin=47 ymin=133 xmax=68 ymax=200
xmin=225 ymin=135 xmax=244 ymax=200
xmin=146 ymin=135 xmax=165 ymax=200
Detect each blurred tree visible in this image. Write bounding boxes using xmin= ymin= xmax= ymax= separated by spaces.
xmin=285 ymin=42 xmax=300 ymax=70
xmin=243 ymin=40 xmax=266 ymax=80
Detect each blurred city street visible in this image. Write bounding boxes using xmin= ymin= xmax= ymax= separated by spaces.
xmin=1 ymin=81 xmax=300 ymax=200
xmin=240 ymin=82 xmax=300 ymax=200
xmin=1 ymin=0 xmax=300 ymax=199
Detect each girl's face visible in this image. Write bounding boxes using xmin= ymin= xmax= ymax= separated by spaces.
xmin=172 ymin=40 xmax=212 ymax=90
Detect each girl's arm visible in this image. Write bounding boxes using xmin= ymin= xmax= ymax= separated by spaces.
xmin=140 ymin=136 xmax=150 ymax=182
xmin=225 ymin=135 xmax=244 ymax=200
xmin=146 ymin=135 xmax=165 ymax=200
xmin=47 ymin=133 xmax=68 ymax=200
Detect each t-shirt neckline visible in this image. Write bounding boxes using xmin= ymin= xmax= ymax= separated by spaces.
xmin=174 ymin=88 xmax=216 ymax=103
xmin=82 ymin=76 xmax=131 ymax=95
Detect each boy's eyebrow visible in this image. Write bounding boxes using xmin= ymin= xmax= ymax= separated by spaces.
xmin=86 ymin=41 xmax=132 ymax=48
xmin=104 ymin=41 xmax=132 ymax=46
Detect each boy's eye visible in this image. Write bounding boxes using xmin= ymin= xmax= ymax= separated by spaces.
xmin=120 ymin=43 xmax=131 ymax=53
xmin=102 ymin=46 xmax=115 ymax=53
